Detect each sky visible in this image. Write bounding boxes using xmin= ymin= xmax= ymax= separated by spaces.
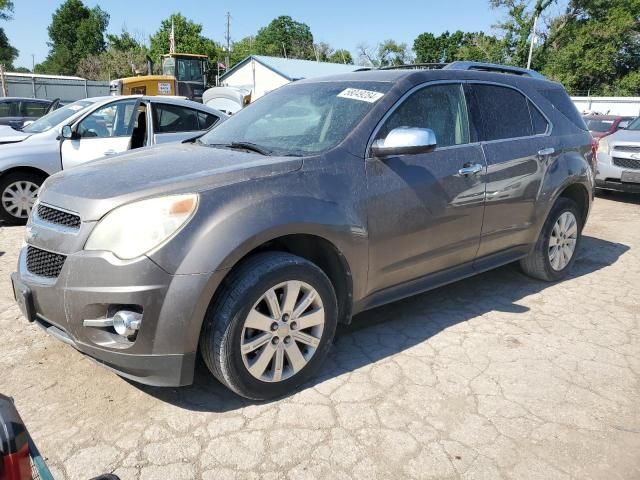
xmin=4 ymin=0 xmax=510 ymax=69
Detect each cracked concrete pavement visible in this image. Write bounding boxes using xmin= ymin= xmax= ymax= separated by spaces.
xmin=0 ymin=193 xmax=639 ymax=480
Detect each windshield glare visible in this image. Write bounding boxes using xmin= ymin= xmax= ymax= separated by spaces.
xmin=22 ymin=100 xmax=94 ymax=134
xmin=626 ymin=117 xmax=640 ymax=131
xmin=200 ymin=81 xmax=391 ymax=156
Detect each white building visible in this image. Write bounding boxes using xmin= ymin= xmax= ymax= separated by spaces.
xmin=572 ymin=96 xmax=640 ymax=116
xmin=219 ymin=55 xmax=360 ymax=100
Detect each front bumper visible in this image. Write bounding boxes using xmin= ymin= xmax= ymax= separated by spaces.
xmin=596 ymin=152 xmax=640 ymax=193
xmin=13 ymin=244 xmax=222 ymax=387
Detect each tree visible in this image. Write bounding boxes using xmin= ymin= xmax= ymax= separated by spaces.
xmin=414 ymin=30 xmax=475 ymax=63
xmin=490 ymin=0 xmax=555 ymax=67
xmin=0 ymin=0 xmax=13 ymax=20
xmin=357 ymin=40 xmax=412 ymax=67
xmin=230 ymin=36 xmax=254 ymax=65
xmin=36 ymin=0 xmax=109 ymax=75
xmin=0 ymin=27 xmax=17 ymax=68
xmin=149 ymin=13 xmax=221 ymax=69
xmin=539 ymin=0 xmax=640 ymax=95
xmin=456 ymin=32 xmax=507 ymax=63
xmin=254 ymin=16 xmax=314 ymax=59
xmin=77 ymin=29 xmax=149 ymax=80
xmin=328 ymin=49 xmax=353 ymax=64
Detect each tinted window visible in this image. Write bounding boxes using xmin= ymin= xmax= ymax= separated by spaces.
xmin=528 ymin=100 xmax=549 ymax=135
xmin=198 ymin=111 xmax=219 ymax=130
xmin=154 ymin=104 xmax=200 ymax=133
xmin=377 ymin=83 xmax=470 ymax=148
xmin=537 ymin=87 xmax=587 ymax=130
xmin=466 ymin=84 xmax=533 ymax=141
xmin=0 ymin=100 xmax=17 ymax=117
xmin=22 ymin=101 xmax=48 ymax=117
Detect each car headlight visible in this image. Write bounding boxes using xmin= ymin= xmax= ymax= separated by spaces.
xmin=598 ymin=136 xmax=610 ymax=155
xmin=85 ymin=194 xmax=198 ymax=260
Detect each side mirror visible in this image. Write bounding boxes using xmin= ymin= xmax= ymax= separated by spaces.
xmin=371 ymin=127 xmax=437 ymax=157
xmin=61 ymin=125 xmax=78 ymax=140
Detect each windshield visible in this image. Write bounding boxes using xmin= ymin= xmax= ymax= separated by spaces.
xmin=162 ymin=57 xmax=204 ymax=82
xmin=200 ymin=81 xmax=391 ymax=156
xmin=584 ymin=118 xmax=614 ymax=133
xmin=22 ymin=100 xmax=94 ymax=134
xmin=626 ymin=117 xmax=640 ymax=131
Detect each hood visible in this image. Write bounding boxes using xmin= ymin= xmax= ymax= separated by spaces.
xmin=40 ymin=142 xmax=303 ymax=221
xmin=607 ymin=129 xmax=640 ymax=144
xmin=0 ymin=125 xmax=32 ymax=144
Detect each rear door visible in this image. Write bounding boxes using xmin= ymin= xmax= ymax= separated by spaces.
xmin=150 ymin=103 xmax=221 ymax=144
xmin=366 ymin=83 xmax=487 ymax=293
xmin=61 ymin=98 xmax=140 ymax=169
xmin=464 ymin=83 xmax=554 ymax=259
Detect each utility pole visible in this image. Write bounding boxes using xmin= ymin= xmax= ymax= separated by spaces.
xmin=31 ymin=54 xmax=35 ymax=72
xmin=224 ymin=12 xmax=231 ymax=69
xmin=0 ymin=64 xmax=7 ymax=97
xmin=527 ymin=15 xmax=538 ymax=70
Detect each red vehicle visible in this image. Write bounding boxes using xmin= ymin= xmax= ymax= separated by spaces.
xmin=582 ymin=114 xmax=635 ymax=139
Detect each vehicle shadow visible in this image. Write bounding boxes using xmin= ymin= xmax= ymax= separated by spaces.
xmin=596 ymin=190 xmax=640 ymax=205
xmin=136 ymin=235 xmax=629 ymax=412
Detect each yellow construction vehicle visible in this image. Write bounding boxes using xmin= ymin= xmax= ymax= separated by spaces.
xmin=110 ymin=53 xmax=209 ymax=102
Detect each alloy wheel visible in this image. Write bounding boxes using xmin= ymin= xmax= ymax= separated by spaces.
xmin=548 ymin=211 xmax=578 ymax=271
xmin=240 ymin=280 xmax=325 ymax=382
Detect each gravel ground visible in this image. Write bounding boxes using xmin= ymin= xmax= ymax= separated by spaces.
xmin=1 ymin=193 xmax=639 ymax=480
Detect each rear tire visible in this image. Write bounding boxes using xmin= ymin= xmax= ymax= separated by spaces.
xmin=0 ymin=172 xmax=45 ymax=225
xmin=199 ymin=252 xmax=338 ymax=400
xmin=520 ymin=197 xmax=582 ymax=282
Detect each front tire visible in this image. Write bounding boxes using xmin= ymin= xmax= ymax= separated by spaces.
xmin=520 ymin=197 xmax=582 ymax=281
xmin=200 ymin=252 xmax=338 ymax=400
xmin=0 ymin=172 xmax=45 ymax=225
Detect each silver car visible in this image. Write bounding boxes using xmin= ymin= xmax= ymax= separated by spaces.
xmin=0 ymin=96 xmax=227 ymax=224
xmin=596 ymin=116 xmax=640 ymax=193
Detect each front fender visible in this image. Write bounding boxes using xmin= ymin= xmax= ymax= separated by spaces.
xmin=0 ymin=139 xmax=61 ymax=176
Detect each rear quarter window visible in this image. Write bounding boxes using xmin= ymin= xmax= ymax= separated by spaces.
xmin=537 ymin=87 xmax=587 ymax=131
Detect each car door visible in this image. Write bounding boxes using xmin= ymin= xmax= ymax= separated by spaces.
xmin=464 ymin=83 xmax=553 ymax=260
xmin=150 ymin=103 xmax=220 ymax=145
xmin=366 ymin=83 xmax=487 ymax=294
xmin=61 ymin=98 xmax=140 ymax=170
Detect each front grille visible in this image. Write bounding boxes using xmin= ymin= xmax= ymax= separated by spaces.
xmin=613 ymin=145 xmax=640 ymax=153
xmin=613 ymin=157 xmax=640 ymax=170
xmin=26 ymin=246 xmax=66 ymax=278
xmin=36 ymin=204 xmax=81 ymax=229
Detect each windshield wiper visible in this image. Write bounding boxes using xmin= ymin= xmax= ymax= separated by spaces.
xmin=228 ymin=142 xmax=272 ymax=155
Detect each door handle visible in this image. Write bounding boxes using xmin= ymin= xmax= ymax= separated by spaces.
xmin=538 ymin=147 xmax=555 ymax=156
xmin=103 ymin=150 xmax=117 ymax=156
xmin=458 ymin=163 xmax=483 ymax=176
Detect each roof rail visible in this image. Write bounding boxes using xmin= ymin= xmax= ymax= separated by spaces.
xmin=443 ymin=61 xmax=546 ymax=79
xmin=379 ymin=63 xmax=448 ymax=71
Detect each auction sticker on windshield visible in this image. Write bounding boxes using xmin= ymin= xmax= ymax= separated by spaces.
xmin=338 ymin=88 xmax=384 ymax=103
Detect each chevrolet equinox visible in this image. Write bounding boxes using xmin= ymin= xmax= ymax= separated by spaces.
xmin=11 ymin=63 xmax=594 ymax=399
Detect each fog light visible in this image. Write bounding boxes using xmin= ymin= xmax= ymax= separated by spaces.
xmin=113 ymin=310 xmax=142 ymax=337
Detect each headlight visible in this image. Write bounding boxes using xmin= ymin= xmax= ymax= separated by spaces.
xmin=85 ymin=194 xmax=198 ymax=260
xmin=598 ymin=136 xmax=610 ymax=155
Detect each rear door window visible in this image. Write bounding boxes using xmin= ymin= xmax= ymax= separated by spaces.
xmin=197 ymin=111 xmax=219 ymax=130
xmin=465 ymin=84 xmax=533 ymax=141
xmin=0 ymin=100 xmax=18 ymax=117
xmin=528 ymin=100 xmax=549 ymax=135
xmin=21 ymin=101 xmax=49 ymax=117
xmin=153 ymin=104 xmax=201 ymax=133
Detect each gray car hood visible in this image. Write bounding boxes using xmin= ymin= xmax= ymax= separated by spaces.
xmin=0 ymin=125 xmax=32 ymax=144
xmin=40 ymin=143 xmax=302 ymax=221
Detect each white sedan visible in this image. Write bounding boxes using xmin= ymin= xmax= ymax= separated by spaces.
xmin=0 ymin=96 xmax=227 ymax=224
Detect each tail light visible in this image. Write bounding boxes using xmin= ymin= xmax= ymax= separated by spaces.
xmin=0 ymin=395 xmax=31 ymax=480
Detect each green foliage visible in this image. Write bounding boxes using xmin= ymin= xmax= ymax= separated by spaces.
xmin=490 ymin=0 xmax=554 ymax=66
xmin=254 ymin=16 xmax=314 ymax=59
xmin=230 ymin=36 xmax=254 ymax=65
xmin=0 ymin=26 xmax=17 ymax=68
xmin=36 ymin=0 xmax=109 ymax=75
xmin=540 ymin=0 xmax=640 ymax=95
xmin=358 ymin=40 xmax=412 ymax=67
xmin=149 ymin=13 xmax=221 ymax=69
xmin=0 ymin=0 xmax=13 ymax=21
xmin=77 ymin=29 xmax=149 ymax=80
xmin=413 ymin=30 xmax=506 ymax=63
xmin=328 ymin=49 xmax=353 ymax=64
